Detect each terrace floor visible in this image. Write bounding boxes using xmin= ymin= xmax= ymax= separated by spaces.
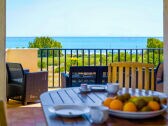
xmin=7 ymin=88 xmax=58 ymax=126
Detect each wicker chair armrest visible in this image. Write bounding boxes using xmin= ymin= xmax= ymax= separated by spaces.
xmin=61 ymin=73 xmax=69 ymax=88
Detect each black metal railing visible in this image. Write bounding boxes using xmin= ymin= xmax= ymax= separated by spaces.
xmin=39 ymin=48 xmax=163 ymax=88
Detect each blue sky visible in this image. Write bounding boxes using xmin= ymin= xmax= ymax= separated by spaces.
xmin=6 ymin=0 xmax=163 ymax=37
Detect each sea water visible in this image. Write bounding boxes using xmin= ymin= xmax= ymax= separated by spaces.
xmin=6 ymin=37 xmax=163 ymax=49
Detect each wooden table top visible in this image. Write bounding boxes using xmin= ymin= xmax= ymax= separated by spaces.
xmin=40 ymin=87 xmax=168 ymax=126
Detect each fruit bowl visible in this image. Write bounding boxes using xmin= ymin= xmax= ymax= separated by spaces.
xmin=109 ymin=104 xmax=167 ymax=119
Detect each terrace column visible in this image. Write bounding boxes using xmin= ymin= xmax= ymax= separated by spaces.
xmin=0 ymin=0 xmax=6 ymax=101
xmin=164 ymin=0 xmax=168 ymax=93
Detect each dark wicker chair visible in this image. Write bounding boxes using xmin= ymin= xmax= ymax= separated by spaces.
xmin=6 ymin=62 xmax=48 ymax=105
xmin=155 ymin=63 xmax=163 ymax=92
xmin=61 ymin=66 xmax=108 ymax=87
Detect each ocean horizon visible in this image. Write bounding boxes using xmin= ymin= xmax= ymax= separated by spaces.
xmin=6 ymin=36 xmax=163 ymax=49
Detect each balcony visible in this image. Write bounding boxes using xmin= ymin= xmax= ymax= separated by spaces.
xmin=38 ymin=48 xmax=163 ymax=88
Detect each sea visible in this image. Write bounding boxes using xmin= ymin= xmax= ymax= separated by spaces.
xmin=6 ymin=37 xmax=163 ymax=49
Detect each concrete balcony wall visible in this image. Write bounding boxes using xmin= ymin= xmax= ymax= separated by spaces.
xmin=6 ymin=48 xmax=39 ymax=72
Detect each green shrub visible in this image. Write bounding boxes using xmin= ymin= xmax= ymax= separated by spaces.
xmin=38 ymin=61 xmax=46 ymax=68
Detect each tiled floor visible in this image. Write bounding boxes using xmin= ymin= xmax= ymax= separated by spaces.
xmin=7 ymin=100 xmax=46 ymax=126
xmin=7 ymin=88 xmax=58 ymax=126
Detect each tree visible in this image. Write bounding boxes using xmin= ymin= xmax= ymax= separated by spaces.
xmin=147 ymin=38 xmax=163 ymax=48
xmin=28 ymin=37 xmax=62 ymax=57
xmin=28 ymin=37 xmax=62 ymax=48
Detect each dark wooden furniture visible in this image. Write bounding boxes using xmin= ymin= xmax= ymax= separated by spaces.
xmin=6 ymin=62 xmax=48 ymax=105
xmin=155 ymin=63 xmax=164 ymax=92
xmin=40 ymin=87 xmax=168 ymax=126
xmin=61 ymin=66 xmax=108 ymax=88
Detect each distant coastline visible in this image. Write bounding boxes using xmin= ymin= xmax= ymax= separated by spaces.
xmin=6 ymin=36 xmax=163 ymax=49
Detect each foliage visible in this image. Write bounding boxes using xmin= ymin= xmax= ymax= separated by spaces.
xmin=29 ymin=37 xmax=62 ymax=57
xmin=28 ymin=37 xmax=62 ymax=48
xmin=38 ymin=61 xmax=46 ymax=68
xmin=147 ymin=38 xmax=163 ymax=48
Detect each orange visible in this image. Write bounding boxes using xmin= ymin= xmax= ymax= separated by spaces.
xmin=148 ymin=101 xmax=160 ymax=111
xmin=109 ymin=99 xmax=123 ymax=110
xmin=103 ymin=97 xmax=114 ymax=107
xmin=123 ymin=102 xmax=137 ymax=112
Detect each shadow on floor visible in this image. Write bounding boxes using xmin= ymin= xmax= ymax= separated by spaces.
xmin=7 ymin=100 xmax=46 ymax=126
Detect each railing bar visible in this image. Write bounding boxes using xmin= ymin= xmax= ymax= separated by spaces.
xmin=130 ymin=49 xmax=132 ymax=62
xmin=70 ymin=50 xmax=72 ymax=66
xmin=52 ymin=50 xmax=54 ymax=87
xmin=94 ymin=50 xmax=96 ymax=66
xmin=153 ymin=49 xmax=155 ymax=64
xmin=77 ymin=49 xmax=78 ymax=66
xmin=142 ymin=49 xmax=144 ymax=63
xmin=39 ymin=48 xmax=163 ymax=50
xmin=88 ymin=49 xmax=90 ymax=66
xmin=147 ymin=49 xmax=149 ymax=63
xmin=106 ymin=49 xmax=108 ymax=66
xmin=124 ymin=49 xmax=126 ymax=62
xmin=136 ymin=49 xmax=138 ymax=62
xmin=58 ymin=50 xmax=61 ymax=87
xmin=82 ymin=49 xmax=84 ymax=66
xmin=100 ymin=49 xmax=102 ymax=66
xmin=65 ymin=50 xmax=67 ymax=73
xmin=112 ymin=49 xmax=113 ymax=62
xmin=159 ymin=49 xmax=160 ymax=63
xmin=40 ymin=49 xmax=43 ymax=71
xmin=47 ymin=50 xmax=49 ymax=71
xmin=118 ymin=49 xmax=120 ymax=62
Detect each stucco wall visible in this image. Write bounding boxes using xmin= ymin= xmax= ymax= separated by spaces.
xmin=164 ymin=0 xmax=168 ymax=93
xmin=0 ymin=0 xmax=6 ymax=101
xmin=6 ymin=48 xmax=39 ymax=72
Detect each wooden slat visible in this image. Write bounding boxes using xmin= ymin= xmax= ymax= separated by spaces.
xmin=57 ymin=90 xmax=74 ymax=104
xmin=72 ymin=88 xmax=95 ymax=104
xmin=49 ymin=91 xmax=64 ymax=104
xmin=118 ymin=67 xmax=123 ymax=88
xmin=87 ymin=93 xmax=103 ymax=104
xmin=131 ymin=66 xmax=136 ymax=89
xmin=65 ymin=89 xmax=84 ymax=104
xmin=40 ymin=92 xmax=54 ymax=106
xmin=94 ymin=92 xmax=108 ymax=100
xmin=138 ymin=66 xmax=143 ymax=90
xmin=125 ymin=66 xmax=129 ymax=88
xmin=108 ymin=65 xmax=112 ymax=82
xmin=144 ymin=67 xmax=150 ymax=90
xmin=112 ymin=66 xmax=117 ymax=82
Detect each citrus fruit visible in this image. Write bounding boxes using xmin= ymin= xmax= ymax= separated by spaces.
xmin=103 ymin=97 xmax=114 ymax=107
xmin=140 ymin=106 xmax=152 ymax=112
xmin=123 ymin=102 xmax=137 ymax=112
xmin=109 ymin=99 xmax=123 ymax=110
xmin=148 ymin=101 xmax=160 ymax=111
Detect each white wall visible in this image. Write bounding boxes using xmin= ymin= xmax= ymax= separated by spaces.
xmin=0 ymin=0 xmax=6 ymax=100
xmin=164 ymin=0 xmax=168 ymax=93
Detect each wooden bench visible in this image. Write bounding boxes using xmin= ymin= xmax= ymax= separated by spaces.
xmin=61 ymin=66 xmax=108 ymax=87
